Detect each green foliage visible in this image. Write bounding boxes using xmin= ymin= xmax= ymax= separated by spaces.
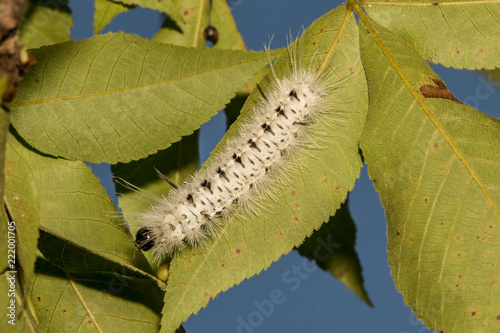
xmin=19 ymin=0 xmax=72 ymax=49
xmin=359 ymin=14 xmax=500 ymax=331
xmin=9 ymin=33 xmax=270 ymax=164
xmin=1 ymin=0 xmax=499 ymax=332
xmin=297 ymin=201 xmax=373 ymax=306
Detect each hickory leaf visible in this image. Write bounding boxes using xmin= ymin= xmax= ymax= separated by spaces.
xmin=358 ymin=11 xmax=500 ymax=332
xmin=94 ymin=0 xmax=133 ymax=34
xmin=20 ymin=0 xmax=73 ymax=49
xmin=8 ymin=33 xmax=271 ymax=164
xmin=297 ymin=201 xmax=373 ymax=306
xmin=30 ymin=256 xmax=163 ymax=333
xmin=158 ymin=6 xmax=368 ymax=332
xmin=363 ymin=0 xmax=500 ymax=69
xmin=5 ymin=133 xmax=151 ymax=276
xmin=153 ymin=0 xmax=245 ymax=50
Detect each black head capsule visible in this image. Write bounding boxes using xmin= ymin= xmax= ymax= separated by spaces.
xmin=135 ymin=227 xmax=155 ymax=251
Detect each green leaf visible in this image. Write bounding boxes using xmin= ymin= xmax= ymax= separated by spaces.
xmin=117 ymin=0 xmax=185 ymax=24
xmin=94 ymin=0 xmax=133 ymax=34
xmin=30 ymin=256 xmax=163 ymax=332
xmin=0 ymin=272 xmax=41 ymax=332
xmin=158 ymin=6 xmax=368 ymax=332
xmin=297 ymin=201 xmax=373 ymax=306
xmin=0 ymin=107 xmax=10 ymax=270
xmin=153 ymin=0 xmax=246 ymax=49
xmin=153 ymin=0 xmax=210 ymax=47
xmin=112 ymin=131 xmax=200 ymax=270
xmin=210 ymin=0 xmax=246 ymax=50
xmin=5 ymin=133 xmax=40 ymax=290
xmin=20 ymin=0 xmax=72 ymax=49
xmin=363 ymin=0 xmax=500 ymax=69
xmin=358 ymin=14 xmax=500 ymax=332
xmin=8 ymin=32 xmax=271 ymax=164
xmin=6 ymin=133 xmax=152 ymax=275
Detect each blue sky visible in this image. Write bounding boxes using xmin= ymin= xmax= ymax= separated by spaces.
xmin=68 ymin=1 xmax=499 ymax=332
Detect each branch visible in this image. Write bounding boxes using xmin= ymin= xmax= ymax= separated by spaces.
xmin=0 ymin=0 xmax=33 ymax=102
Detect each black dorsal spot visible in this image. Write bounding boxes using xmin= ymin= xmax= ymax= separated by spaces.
xmin=275 ymin=106 xmax=288 ymax=119
xmin=233 ymin=153 xmax=244 ymax=167
xmin=217 ymin=167 xmax=229 ymax=181
xmin=261 ymin=123 xmax=274 ymax=135
xmin=201 ymin=179 xmax=212 ymax=193
xmin=248 ymin=139 xmax=261 ymax=152
xmin=186 ymin=194 xmax=195 ymax=206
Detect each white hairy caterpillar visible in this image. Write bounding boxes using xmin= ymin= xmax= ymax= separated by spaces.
xmin=134 ymin=37 xmax=335 ymax=261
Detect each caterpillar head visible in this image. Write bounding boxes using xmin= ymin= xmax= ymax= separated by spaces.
xmin=135 ymin=227 xmax=155 ymax=251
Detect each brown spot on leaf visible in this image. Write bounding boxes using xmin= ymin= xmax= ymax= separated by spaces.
xmin=455 ymin=283 xmax=459 ymax=288
xmin=62 ymin=309 xmax=67 ymax=314
xmin=488 ymin=224 xmax=494 ymax=229
xmin=433 ymin=143 xmax=439 ymax=150
xmin=294 ymin=203 xmax=300 ymax=209
xmin=203 ymin=291 xmax=210 ymax=298
xmin=36 ymin=296 xmax=41 ymax=302
xmin=456 ymin=252 xmax=462 ymax=258
xmin=290 ymin=190 xmax=296 ymax=196
xmin=87 ymin=319 xmax=93 ymax=325
xmin=456 ymin=235 xmax=461 ymax=241
xmin=321 ymin=178 xmax=328 ymax=185
xmin=277 ymin=230 xmax=286 ymax=238
xmin=220 ymin=262 xmax=226 ymax=269
xmin=471 ymin=311 xmax=477 ymax=317
xmin=423 ymin=198 xmax=428 ymax=204
xmin=348 ymin=66 xmax=354 ymax=75
xmin=433 ymin=2 xmax=439 ymax=5
xmin=455 ymin=46 xmax=461 ymax=55
xmin=319 ymin=27 xmax=325 ymax=33
xmin=496 ymin=314 xmax=500 ymax=321
xmin=419 ymin=77 xmax=460 ymax=103
xmin=293 ymin=216 xmax=300 ymax=223
xmin=334 ymin=184 xmax=341 ymax=192
xmin=235 ymin=247 xmax=242 ymax=255
xmin=312 ymin=41 xmax=317 ymax=46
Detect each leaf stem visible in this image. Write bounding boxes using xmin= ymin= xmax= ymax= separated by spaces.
xmin=316 ymin=8 xmax=353 ymax=77
xmin=67 ymin=272 xmax=104 ymax=333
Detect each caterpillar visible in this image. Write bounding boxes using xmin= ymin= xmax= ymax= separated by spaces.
xmin=134 ymin=36 xmax=335 ymax=261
